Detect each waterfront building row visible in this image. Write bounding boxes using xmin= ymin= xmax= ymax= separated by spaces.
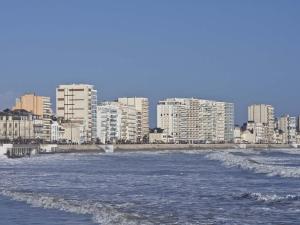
xmin=2 ymin=84 xmax=300 ymax=145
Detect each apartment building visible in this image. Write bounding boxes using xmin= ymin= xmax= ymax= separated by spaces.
xmin=118 ymin=97 xmax=149 ymax=143
xmin=97 ymin=101 xmax=137 ymax=144
xmin=278 ymin=115 xmax=296 ymax=144
xmin=157 ymin=98 xmax=187 ymax=143
xmin=157 ymin=98 xmax=234 ymax=144
xmin=56 ymin=84 xmax=97 ymax=143
xmin=248 ymin=104 xmax=275 ymax=143
xmin=13 ymin=93 xmax=52 ymax=141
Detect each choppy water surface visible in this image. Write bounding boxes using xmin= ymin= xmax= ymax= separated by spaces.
xmin=0 ymin=149 xmax=300 ymax=225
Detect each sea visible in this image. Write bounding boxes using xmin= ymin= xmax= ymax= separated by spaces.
xmin=0 ymin=148 xmax=300 ymax=225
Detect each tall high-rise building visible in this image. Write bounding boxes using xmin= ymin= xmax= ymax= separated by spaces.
xmin=248 ymin=104 xmax=275 ymax=143
xmin=157 ymin=98 xmax=234 ymax=144
xmin=13 ymin=93 xmax=52 ymax=141
xmin=56 ymin=84 xmax=97 ymax=142
xmin=118 ymin=97 xmax=149 ymax=143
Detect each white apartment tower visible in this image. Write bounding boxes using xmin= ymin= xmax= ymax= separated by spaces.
xmin=56 ymin=84 xmax=97 ymax=142
xmin=157 ymin=98 xmax=234 ymax=144
xmin=118 ymin=97 xmax=149 ymax=143
xmin=248 ymin=104 xmax=275 ymax=143
xmin=97 ymin=101 xmax=137 ymax=144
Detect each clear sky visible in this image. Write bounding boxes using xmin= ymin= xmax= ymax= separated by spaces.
xmin=0 ymin=1 xmax=299 ymax=126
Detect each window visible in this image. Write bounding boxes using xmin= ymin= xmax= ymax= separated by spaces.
xmin=69 ymin=89 xmax=84 ymax=92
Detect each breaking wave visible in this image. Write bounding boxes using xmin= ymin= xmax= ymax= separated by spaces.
xmin=238 ymin=192 xmax=300 ymax=204
xmin=1 ymin=190 xmax=152 ymax=225
xmin=205 ymin=151 xmax=300 ymax=178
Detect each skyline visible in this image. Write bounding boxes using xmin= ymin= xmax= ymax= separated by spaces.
xmin=1 ymin=1 xmax=300 ymax=126
xmin=1 ymin=83 xmax=297 ymax=127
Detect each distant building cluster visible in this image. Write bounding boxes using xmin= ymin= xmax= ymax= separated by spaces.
xmin=234 ymin=104 xmax=300 ymax=145
xmin=0 ymin=84 xmax=149 ymax=145
xmin=0 ymin=83 xmax=298 ymax=145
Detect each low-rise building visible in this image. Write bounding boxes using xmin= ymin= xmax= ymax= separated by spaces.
xmin=241 ymin=129 xmax=255 ymax=144
xmin=61 ymin=122 xmax=85 ymax=144
xmin=273 ymin=129 xmax=285 ymax=144
xmin=149 ymin=128 xmax=171 ymax=144
xmin=0 ymin=109 xmax=42 ymax=142
xmin=50 ymin=120 xmax=64 ymax=143
xmin=241 ymin=122 xmax=268 ymax=144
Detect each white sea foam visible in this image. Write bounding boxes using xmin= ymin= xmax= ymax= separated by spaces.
xmin=205 ymin=151 xmax=300 ymax=178
xmin=1 ymin=190 xmax=151 ymax=225
xmin=240 ymin=192 xmax=300 ymax=203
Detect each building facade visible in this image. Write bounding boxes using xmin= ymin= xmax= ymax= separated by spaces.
xmin=50 ymin=120 xmax=65 ymax=143
xmin=157 ymin=98 xmax=188 ymax=143
xmin=13 ymin=93 xmax=52 ymax=141
xmin=244 ymin=122 xmax=269 ymax=144
xmin=248 ymin=104 xmax=275 ymax=143
xmin=97 ymin=102 xmax=122 ymax=144
xmin=118 ymin=97 xmax=149 ymax=143
xmin=0 ymin=109 xmax=42 ymax=142
xmin=56 ymin=84 xmax=97 ymax=143
xmin=157 ymin=98 xmax=234 ymax=144
xmin=278 ymin=115 xmax=296 ymax=144
xmin=97 ymin=101 xmax=137 ymax=144
xmin=149 ymin=128 xmax=169 ymax=144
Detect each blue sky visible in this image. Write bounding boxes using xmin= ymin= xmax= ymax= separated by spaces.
xmin=0 ymin=1 xmax=300 ymax=126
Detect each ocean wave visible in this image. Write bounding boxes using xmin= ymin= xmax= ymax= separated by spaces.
xmin=1 ymin=190 xmax=152 ymax=225
xmin=270 ymin=148 xmax=300 ymax=155
xmin=239 ymin=192 xmax=300 ymax=204
xmin=205 ymin=151 xmax=300 ymax=178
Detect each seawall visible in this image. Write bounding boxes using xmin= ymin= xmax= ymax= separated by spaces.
xmin=56 ymin=144 xmax=295 ymax=153
xmin=113 ymin=144 xmax=292 ymax=151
